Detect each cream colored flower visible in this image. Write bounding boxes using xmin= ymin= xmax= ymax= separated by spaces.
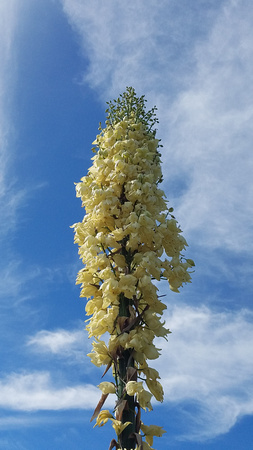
xmin=98 ymin=382 xmax=116 ymax=394
xmin=136 ymin=389 xmax=153 ymax=411
xmin=141 ymin=422 xmax=166 ymax=446
xmin=125 ymin=381 xmax=143 ymax=396
xmin=118 ymin=274 xmax=137 ymax=299
xmin=145 ymin=378 xmax=164 ymax=402
xmin=111 ymin=419 xmax=132 ymax=436
xmin=142 ymin=343 xmax=161 ymax=360
xmin=87 ymin=339 xmax=111 ymax=367
xmin=94 ymin=410 xmax=113 ymax=427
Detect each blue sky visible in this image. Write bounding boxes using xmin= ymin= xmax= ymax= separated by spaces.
xmin=1 ymin=0 xmax=253 ymax=449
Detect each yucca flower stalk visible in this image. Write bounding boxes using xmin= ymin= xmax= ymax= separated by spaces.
xmin=72 ymin=87 xmax=194 ymax=450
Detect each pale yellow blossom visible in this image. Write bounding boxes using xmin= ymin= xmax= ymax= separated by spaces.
xmin=125 ymin=381 xmax=143 ymax=396
xmin=98 ymin=382 xmax=116 ymax=395
xmin=94 ymin=410 xmax=113 ymax=427
xmin=87 ymin=339 xmax=111 ymax=367
xmin=136 ymin=389 xmax=153 ymax=411
xmin=141 ymin=422 xmax=166 ymax=446
xmin=145 ymin=378 xmax=164 ymax=402
xmin=111 ymin=419 xmax=132 ymax=435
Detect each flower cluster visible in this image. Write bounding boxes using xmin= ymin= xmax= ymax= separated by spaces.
xmin=72 ymin=88 xmax=194 ymax=449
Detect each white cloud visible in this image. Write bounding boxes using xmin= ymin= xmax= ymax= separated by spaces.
xmin=0 ymin=371 xmax=113 ymax=411
xmin=27 ymin=329 xmax=84 ymax=353
xmin=61 ymin=0 xmax=219 ymax=100
xmin=61 ymin=0 xmax=253 ymax=254
xmin=27 ymin=327 xmax=89 ymax=363
xmin=156 ymin=304 xmax=253 ymax=440
xmin=161 ymin=0 xmax=253 ymax=253
xmin=25 ymin=304 xmax=253 ymax=440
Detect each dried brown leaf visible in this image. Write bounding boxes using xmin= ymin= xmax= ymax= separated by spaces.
xmin=117 ymin=316 xmax=129 ymax=332
xmin=90 ymin=393 xmax=108 ymax=422
xmin=122 ymin=305 xmax=149 ymax=333
xmin=115 ymin=399 xmax=128 ymax=421
xmin=126 ymin=366 xmax=137 ymax=382
xmin=101 ymin=360 xmax=112 ymax=378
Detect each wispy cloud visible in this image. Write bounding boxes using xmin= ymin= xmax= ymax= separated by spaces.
xmin=0 ymin=0 xmax=23 ymax=239
xmin=61 ymin=0 xmax=253 ymax=254
xmin=156 ymin=304 xmax=253 ymax=440
xmin=61 ymin=0 xmax=222 ymax=100
xmin=0 ymin=259 xmax=69 ymax=315
xmin=27 ymin=328 xmax=84 ymax=353
xmin=0 ymin=371 xmax=111 ymax=411
xmin=25 ymin=303 xmax=253 ymax=440
xmin=27 ymin=327 xmax=89 ymax=364
xmin=161 ymin=1 xmax=253 ymax=253
xmin=0 ymin=260 xmax=40 ymax=304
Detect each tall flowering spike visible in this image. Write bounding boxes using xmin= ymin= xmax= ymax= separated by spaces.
xmin=72 ymin=87 xmax=194 ymax=450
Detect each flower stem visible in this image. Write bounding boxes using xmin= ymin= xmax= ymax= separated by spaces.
xmin=118 ymin=350 xmax=136 ymax=449
xmin=118 ymin=296 xmax=136 ymax=449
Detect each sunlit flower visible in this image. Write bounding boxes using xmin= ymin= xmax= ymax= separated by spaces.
xmin=145 ymin=378 xmax=164 ymax=402
xmin=141 ymin=422 xmax=166 ymax=446
xmin=111 ymin=419 xmax=132 ymax=436
xmin=136 ymin=388 xmax=153 ymax=411
xmin=125 ymin=381 xmax=143 ymax=396
xmin=87 ymin=339 xmax=111 ymax=367
xmin=94 ymin=410 xmax=113 ymax=427
xmin=98 ymin=382 xmax=116 ymax=395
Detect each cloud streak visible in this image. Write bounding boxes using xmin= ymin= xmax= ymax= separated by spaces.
xmin=61 ymin=0 xmax=221 ymax=100
xmin=0 ymin=0 xmax=23 ymax=239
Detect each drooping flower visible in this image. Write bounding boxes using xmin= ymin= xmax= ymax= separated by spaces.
xmin=140 ymin=423 xmax=166 ymax=446
xmin=125 ymin=381 xmax=143 ymax=396
xmin=94 ymin=410 xmax=113 ymax=427
xmin=136 ymin=388 xmax=153 ymax=412
xmin=111 ymin=419 xmax=132 ymax=436
xmin=98 ymin=382 xmax=117 ymax=395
